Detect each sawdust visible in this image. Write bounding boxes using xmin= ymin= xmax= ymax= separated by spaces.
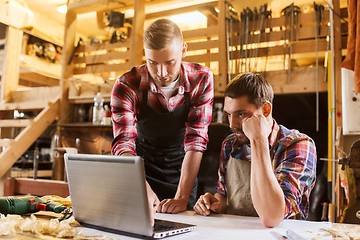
xmin=0 ymin=214 xmax=119 ymax=240
xmin=321 ymin=224 xmax=360 ymax=240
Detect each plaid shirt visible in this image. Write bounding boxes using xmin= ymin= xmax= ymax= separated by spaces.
xmin=216 ymin=120 xmax=317 ymax=219
xmin=111 ymin=62 xmax=214 ymax=156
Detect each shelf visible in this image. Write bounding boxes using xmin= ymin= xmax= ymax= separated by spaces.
xmin=11 ymin=168 xmax=52 ymax=178
xmin=59 ymin=122 xmax=112 ymax=128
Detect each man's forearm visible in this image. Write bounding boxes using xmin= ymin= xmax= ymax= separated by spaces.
xmin=250 ymin=137 xmax=285 ymax=227
xmin=175 ymin=151 xmax=202 ymax=201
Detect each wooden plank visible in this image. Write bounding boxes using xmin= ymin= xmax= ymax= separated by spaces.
xmin=10 ymin=170 xmax=53 ymax=179
xmin=60 ymin=10 xmax=77 ymax=125
xmin=0 ymin=139 xmax=13 ymax=146
xmin=0 ymin=101 xmax=48 ymax=111
xmin=0 ymin=98 xmax=60 ymax=178
xmin=130 ymin=0 xmax=144 ymax=67
xmin=74 ymin=62 xmax=133 ymax=75
xmin=217 ymin=0 xmax=227 ymax=93
xmin=229 ymin=38 xmax=329 ymax=59
xmin=10 ymin=86 xmax=60 ymax=103
xmin=1 ymin=26 xmax=22 ymax=101
xmin=4 ymin=178 xmax=69 ymax=198
xmin=74 ymin=51 xmax=131 ymax=64
xmin=264 ymin=66 xmax=328 ymax=94
xmin=144 ymin=1 xmax=217 ymax=20
xmin=183 ymin=26 xmax=219 ymax=40
xmin=187 ymin=39 xmax=219 ymax=51
xmin=77 ymin=40 xmax=131 ymax=53
xmin=0 ymin=119 xmax=33 ymax=127
xmin=68 ymin=0 xmax=134 ymax=14
xmin=183 ymin=53 xmax=219 ymax=63
xmin=19 ymin=71 xmax=59 ymax=86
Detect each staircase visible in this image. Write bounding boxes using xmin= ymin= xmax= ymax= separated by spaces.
xmin=0 ymin=86 xmax=61 ymax=178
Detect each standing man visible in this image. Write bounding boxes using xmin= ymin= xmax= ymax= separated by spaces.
xmin=111 ymin=18 xmax=214 ymax=217
xmin=194 ymin=73 xmax=316 ymax=228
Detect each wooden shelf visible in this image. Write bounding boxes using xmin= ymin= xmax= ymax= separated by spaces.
xmin=11 ymin=169 xmax=52 ymax=178
xmin=59 ymin=122 xmax=112 ymax=128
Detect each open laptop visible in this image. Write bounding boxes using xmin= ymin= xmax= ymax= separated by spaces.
xmin=64 ymin=153 xmax=196 ymax=239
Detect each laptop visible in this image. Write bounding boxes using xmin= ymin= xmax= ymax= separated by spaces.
xmin=64 ymin=153 xmax=196 ymax=239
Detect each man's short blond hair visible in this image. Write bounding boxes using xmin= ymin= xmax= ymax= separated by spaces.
xmin=144 ymin=18 xmax=183 ymax=50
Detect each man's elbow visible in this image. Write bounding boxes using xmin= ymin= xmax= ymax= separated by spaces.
xmin=260 ymin=215 xmax=283 ymax=228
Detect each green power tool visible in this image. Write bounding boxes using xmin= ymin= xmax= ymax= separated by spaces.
xmin=0 ymin=195 xmax=70 ymax=217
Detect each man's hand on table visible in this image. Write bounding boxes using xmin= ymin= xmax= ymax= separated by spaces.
xmin=157 ymin=198 xmax=187 ymax=214
xmin=193 ymin=192 xmax=225 ymax=216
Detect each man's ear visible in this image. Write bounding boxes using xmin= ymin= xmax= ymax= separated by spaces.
xmin=262 ymin=101 xmax=272 ymax=118
xmin=181 ymin=42 xmax=187 ymax=58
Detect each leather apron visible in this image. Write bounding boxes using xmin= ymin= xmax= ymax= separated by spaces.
xmin=135 ymin=90 xmax=197 ymax=209
xmin=225 ymin=133 xmax=281 ymax=216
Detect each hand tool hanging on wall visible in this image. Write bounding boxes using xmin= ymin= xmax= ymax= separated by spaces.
xmin=244 ymin=8 xmax=252 ymax=72
xmin=313 ymin=2 xmax=325 ymax=132
xmin=239 ymin=11 xmax=245 ymax=73
xmin=253 ymin=4 xmax=267 ymax=71
xmin=281 ymin=3 xmax=300 ymax=83
xmin=225 ymin=2 xmax=230 ymax=83
xmin=249 ymin=7 xmax=258 ymax=72
xmin=264 ymin=7 xmax=272 ymax=79
xmin=225 ymin=1 xmax=238 ymax=82
xmin=229 ymin=4 xmax=238 ymax=77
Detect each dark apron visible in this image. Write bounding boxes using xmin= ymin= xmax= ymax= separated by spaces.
xmin=135 ymin=90 xmax=197 ymax=209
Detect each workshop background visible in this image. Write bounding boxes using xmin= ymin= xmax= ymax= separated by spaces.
xmin=1 ymin=0 xmax=359 ymax=224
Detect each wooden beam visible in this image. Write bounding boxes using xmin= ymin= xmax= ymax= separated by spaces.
xmin=144 ymin=1 xmax=217 ymax=20
xmin=217 ymin=0 xmax=227 ymax=93
xmin=10 ymin=86 xmax=60 ymax=103
xmin=1 ymin=26 xmax=22 ymax=101
xmin=77 ymin=40 xmax=130 ymax=53
xmin=67 ymin=0 xmax=132 ymax=14
xmin=183 ymin=53 xmax=219 ymax=63
xmin=0 ymin=101 xmax=49 ymax=111
xmin=130 ymin=0 xmax=145 ymax=67
xmin=19 ymin=72 xmax=59 ymax=86
xmin=3 ymin=178 xmax=69 ymax=198
xmin=186 ymin=39 xmax=219 ymax=51
xmin=74 ymin=62 xmax=133 ymax=75
xmin=333 ymin=0 xmax=344 ymax=222
xmin=0 ymin=139 xmax=13 ymax=147
xmin=183 ymin=26 xmax=219 ymax=41
xmin=60 ymin=9 xmax=77 ymax=124
xmin=0 ymin=119 xmax=33 ymax=128
xmin=74 ymin=50 xmax=131 ymax=64
xmin=263 ymin=66 xmax=328 ymax=94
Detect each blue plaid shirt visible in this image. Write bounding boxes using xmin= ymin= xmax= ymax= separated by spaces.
xmin=216 ymin=120 xmax=317 ymax=219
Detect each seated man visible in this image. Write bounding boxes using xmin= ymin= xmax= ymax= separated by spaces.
xmin=194 ymin=73 xmax=317 ymax=228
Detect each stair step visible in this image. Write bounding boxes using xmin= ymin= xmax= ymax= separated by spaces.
xmin=0 ymin=139 xmax=14 ymax=147
xmin=0 ymin=119 xmax=33 ymax=127
xmin=10 ymin=86 xmax=60 ymax=103
xmin=0 ymin=101 xmax=49 ymax=111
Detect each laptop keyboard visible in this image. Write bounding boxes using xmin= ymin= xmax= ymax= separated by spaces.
xmin=153 ymin=223 xmax=176 ymax=232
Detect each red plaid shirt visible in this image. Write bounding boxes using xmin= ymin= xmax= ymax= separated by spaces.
xmin=111 ymin=62 xmax=214 ymax=156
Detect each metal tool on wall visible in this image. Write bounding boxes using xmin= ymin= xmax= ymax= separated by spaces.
xmin=281 ymin=3 xmax=301 ymax=83
xmin=225 ymin=1 xmax=238 ymax=82
xmin=253 ymin=4 xmax=269 ymax=71
xmin=238 ymin=5 xmax=272 ymax=74
xmin=263 ymin=6 xmax=272 ymax=78
xmin=314 ymin=2 xmax=325 ymax=132
xmin=239 ymin=10 xmax=245 ymax=73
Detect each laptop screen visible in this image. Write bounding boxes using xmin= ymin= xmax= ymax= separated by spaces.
xmin=64 ymin=153 xmax=153 ymax=237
